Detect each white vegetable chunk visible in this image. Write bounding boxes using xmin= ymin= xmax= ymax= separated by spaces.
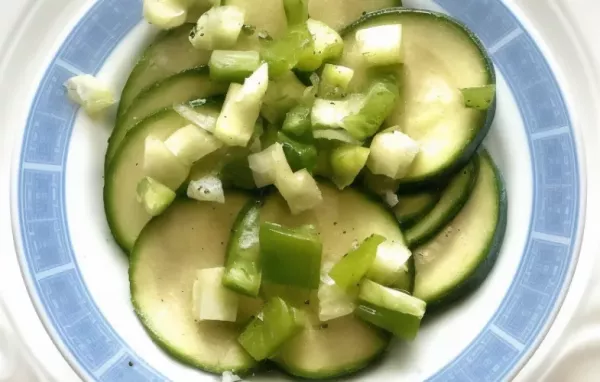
xmin=165 ymin=124 xmax=223 ymax=166
xmin=190 ymin=6 xmax=245 ymax=50
xmin=192 ymin=267 xmax=239 ymax=322
xmin=64 ymin=75 xmax=116 ymax=115
xmin=187 ymin=175 xmax=225 ymax=204
xmin=355 ymin=24 xmax=404 ymax=67
xmin=248 ymin=143 xmax=291 ymax=188
xmin=143 ymin=0 xmax=187 ymax=30
xmin=144 ymin=136 xmax=190 ymax=190
xmin=367 ymin=130 xmax=420 ymax=179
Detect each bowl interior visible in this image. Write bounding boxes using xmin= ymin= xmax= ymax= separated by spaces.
xmin=13 ymin=0 xmax=581 ymax=381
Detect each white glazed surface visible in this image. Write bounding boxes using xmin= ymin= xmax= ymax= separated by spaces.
xmin=0 ymin=0 xmax=598 ymax=381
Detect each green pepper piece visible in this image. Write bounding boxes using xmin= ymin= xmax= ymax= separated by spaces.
xmin=355 ymin=280 xmax=426 ymax=340
xmin=223 ymin=200 xmax=262 ymax=296
xmin=329 ymin=234 xmax=386 ymax=290
xmin=238 ymin=297 xmax=304 ymax=360
xmin=461 ymin=84 xmax=496 ymax=110
xmin=277 ymin=132 xmax=317 ymax=172
xmin=209 ymin=50 xmax=261 ymax=83
xmin=282 ymin=104 xmax=312 ymax=139
xmin=261 ymin=24 xmax=313 ymax=78
xmin=283 ymin=0 xmax=309 ymax=26
xmin=260 ymin=222 xmax=322 ymax=289
xmin=330 ymin=145 xmax=370 ymax=189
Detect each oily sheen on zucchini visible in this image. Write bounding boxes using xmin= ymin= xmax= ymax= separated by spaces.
xmin=413 ymin=151 xmax=507 ymax=306
xmin=130 ymin=195 xmax=261 ymax=374
xmin=340 ymin=9 xmax=496 ymax=186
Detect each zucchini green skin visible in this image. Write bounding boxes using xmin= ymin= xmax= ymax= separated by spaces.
xmin=421 ymin=150 xmax=507 ymax=309
xmin=394 ymin=191 xmax=441 ymax=230
xmin=308 ymin=0 xmax=403 ymax=31
xmin=341 ymin=9 xmax=496 ymax=188
xmin=405 ymin=157 xmax=480 ymax=249
xmin=117 ymin=24 xmax=211 ymax=117
xmin=107 ymin=67 xmax=227 ymax=167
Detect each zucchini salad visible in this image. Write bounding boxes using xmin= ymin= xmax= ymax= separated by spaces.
xmin=65 ymin=0 xmax=507 ymax=379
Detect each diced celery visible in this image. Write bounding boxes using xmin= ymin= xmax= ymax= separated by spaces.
xmin=165 ymin=124 xmax=223 ymax=166
xmin=187 ymin=175 xmax=225 ymax=203
xmin=189 ymin=6 xmax=245 ymax=50
xmin=367 ymin=130 xmax=420 ymax=179
xmin=342 ymin=76 xmax=399 ymax=140
xmin=283 ymin=0 xmax=309 ymax=26
xmin=312 ymin=129 xmax=361 ymax=145
xmin=143 ymin=0 xmax=187 ymax=30
xmin=461 ymin=85 xmax=496 ymax=110
xmin=248 ymin=143 xmax=292 ymax=188
xmin=319 ymin=64 xmax=354 ymax=98
xmin=296 ymin=19 xmax=344 ymax=72
xmin=223 ymin=200 xmax=262 ymax=297
xmin=355 ymin=280 xmax=426 ymax=340
xmin=64 ymin=75 xmax=116 ymax=115
xmin=282 ymin=104 xmax=312 ymax=138
xmin=318 ymin=262 xmax=356 ymax=322
xmin=214 ymin=63 xmax=269 ymax=147
xmin=261 ymin=71 xmax=307 ymax=124
xmin=238 ymin=297 xmax=304 ymax=361
xmin=330 ymin=145 xmax=370 ymax=189
xmin=384 ymin=191 xmax=400 ymax=208
xmin=329 ymin=234 xmax=385 ymax=291
xmin=192 ymin=267 xmax=239 ymax=322
xmin=278 ymin=132 xmax=317 ymax=172
xmin=209 ymin=50 xmax=261 ymax=83
xmin=261 ymin=24 xmax=313 ymax=78
xmin=144 ymin=136 xmax=191 ymax=190
xmin=260 ymin=222 xmax=322 ymax=289
xmin=136 ymin=177 xmax=176 ymax=216
xmin=355 ymin=25 xmax=403 ymax=67
xmin=366 ymin=241 xmax=411 ymax=287
xmin=275 ymin=169 xmax=323 ymax=214
xmin=173 ymin=104 xmax=218 ymax=133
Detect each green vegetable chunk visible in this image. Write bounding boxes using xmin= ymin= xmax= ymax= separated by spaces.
xmin=319 ymin=64 xmax=354 ymax=99
xmin=136 ymin=177 xmax=176 ymax=216
xmin=209 ymin=50 xmax=261 ymax=83
xmin=282 ymin=104 xmax=312 ymax=138
xmin=329 ymin=234 xmax=386 ymax=290
xmin=461 ymin=84 xmax=496 ymax=110
xmin=261 ymin=24 xmax=313 ymax=78
xmin=238 ymin=297 xmax=304 ymax=361
xmin=223 ymin=200 xmax=263 ymax=297
xmin=356 ymin=280 xmax=426 ymax=340
xmin=260 ymin=222 xmax=322 ymax=289
xmin=283 ymin=0 xmax=309 ymax=26
xmin=278 ymin=132 xmax=318 ymax=172
xmin=261 ymin=71 xmax=307 ymax=124
xmin=330 ymin=145 xmax=370 ymax=189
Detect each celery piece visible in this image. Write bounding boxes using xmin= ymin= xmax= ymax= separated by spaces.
xmin=329 ymin=234 xmax=386 ymax=291
xmin=319 ymin=64 xmax=354 ymax=98
xmin=366 ymin=241 xmax=411 ymax=287
xmin=282 ymin=104 xmax=312 ymax=139
xmin=238 ymin=297 xmax=304 ymax=361
xmin=461 ymin=85 xmax=496 ymax=110
xmin=355 ymin=25 xmax=404 ymax=67
xmin=278 ymin=132 xmax=317 ymax=172
xmin=355 ymin=280 xmax=426 ymax=340
xmin=192 ymin=267 xmax=239 ymax=322
xmin=330 ymin=145 xmax=370 ymax=189
xmin=136 ymin=177 xmax=176 ymax=216
xmin=209 ymin=50 xmax=261 ymax=83
xmin=223 ymin=200 xmax=262 ymax=297
xmin=144 ymin=136 xmax=191 ymax=190
xmin=318 ymin=262 xmax=356 ymax=322
xmin=367 ymin=130 xmax=420 ymax=179
xmin=261 ymin=24 xmax=313 ymax=78
xmin=190 ymin=6 xmax=245 ymax=50
xmin=173 ymin=104 xmax=218 ymax=133
xmin=64 ymin=75 xmax=116 ymax=115
xmin=143 ymin=0 xmax=187 ymax=30
xmin=342 ymin=75 xmax=399 ymax=140
xmin=248 ymin=143 xmax=292 ymax=188
xmin=296 ymin=19 xmax=344 ymax=72
xmin=275 ymin=169 xmax=323 ymax=214
xmin=283 ymin=0 xmax=309 ymax=26
xmin=260 ymin=222 xmax=322 ymax=289
xmin=261 ymin=71 xmax=307 ymax=124
xmin=165 ymin=124 xmax=223 ymax=166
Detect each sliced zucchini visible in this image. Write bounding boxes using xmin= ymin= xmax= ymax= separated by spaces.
xmin=340 ymin=9 xmax=496 ymax=186
xmin=261 ymin=182 xmax=410 ymax=378
xmin=413 ymin=151 xmax=507 ymax=306
xmin=107 ymin=68 xmax=227 ymax=166
xmin=307 ymin=0 xmax=403 ymax=31
xmin=224 ymin=0 xmax=287 ymax=38
xmin=405 ymin=158 xmax=479 ymax=248
xmin=105 ymin=100 xmax=221 ymax=252
xmin=130 ymin=195 xmax=261 ymax=374
xmin=394 ymin=191 xmax=440 ymax=229
xmin=117 ymin=24 xmax=212 ymax=117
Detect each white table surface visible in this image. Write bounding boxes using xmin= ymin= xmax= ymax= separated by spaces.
xmin=0 ymin=1 xmax=599 ymax=381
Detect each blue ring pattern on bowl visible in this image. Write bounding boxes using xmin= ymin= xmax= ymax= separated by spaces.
xmin=15 ymin=0 xmax=580 ymax=380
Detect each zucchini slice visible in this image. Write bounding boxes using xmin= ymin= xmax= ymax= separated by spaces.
xmin=413 ymin=151 xmax=507 ymax=306
xmin=308 ymin=0 xmax=403 ymax=31
xmin=224 ymin=0 xmax=288 ymax=38
xmin=340 ymin=9 xmax=496 ymax=186
xmin=118 ymin=24 xmax=212 ymax=117
xmin=405 ymin=159 xmax=479 ymax=248
xmin=394 ymin=191 xmax=440 ymax=229
xmin=107 ymin=67 xmax=227 ymax=166
xmin=261 ymin=182 xmax=409 ymax=378
xmin=104 ymin=100 xmax=222 ymax=252
xmin=130 ymin=196 xmax=260 ymax=374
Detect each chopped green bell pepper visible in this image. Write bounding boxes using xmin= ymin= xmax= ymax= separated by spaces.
xmin=329 ymin=234 xmax=386 ymax=290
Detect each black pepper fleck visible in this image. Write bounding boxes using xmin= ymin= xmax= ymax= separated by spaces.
xmin=128 ymin=361 xmax=134 ymax=367
xmin=320 ymin=324 xmax=329 ymax=329
xmin=304 ymin=300 xmax=310 ymax=305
